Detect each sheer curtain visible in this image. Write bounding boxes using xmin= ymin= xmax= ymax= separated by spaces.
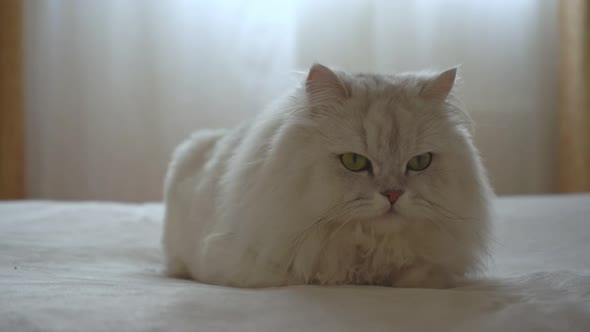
xmin=25 ymin=0 xmax=558 ymax=201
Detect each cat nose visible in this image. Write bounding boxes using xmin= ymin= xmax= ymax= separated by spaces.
xmin=381 ymin=190 xmax=403 ymax=205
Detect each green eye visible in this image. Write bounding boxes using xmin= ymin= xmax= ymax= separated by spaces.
xmin=340 ymin=153 xmax=370 ymax=172
xmin=407 ymin=152 xmax=433 ymax=171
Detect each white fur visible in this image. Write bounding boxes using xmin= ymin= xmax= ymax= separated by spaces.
xmin=162 ymin=65 xmax=494 ymax=288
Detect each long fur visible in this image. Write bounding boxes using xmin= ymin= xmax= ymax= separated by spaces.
xmin=162 ymin=66 xmax=494 ymax=288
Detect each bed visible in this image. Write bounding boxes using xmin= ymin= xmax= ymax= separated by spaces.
xmin=1 ymin=194 xmax=590 ymax=332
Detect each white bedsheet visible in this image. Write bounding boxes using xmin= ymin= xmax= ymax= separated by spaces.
xmin=1 ymin=195 xmax=590 ymax=332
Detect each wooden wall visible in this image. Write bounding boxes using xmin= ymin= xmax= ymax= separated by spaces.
xmin=0 ymin=0 xmax=25 ymax=199
xmin=559 ymin=0 xmax=590 ymax=192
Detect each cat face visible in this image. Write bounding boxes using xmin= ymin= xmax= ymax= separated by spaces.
xmin=298 ymin=65 xmax=488 ymax=233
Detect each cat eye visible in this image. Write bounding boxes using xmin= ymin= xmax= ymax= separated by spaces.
xmin=340 ymin=152 xmax=371 ymax=172
xmin=406 ymin=152 xmax=432 ymax=171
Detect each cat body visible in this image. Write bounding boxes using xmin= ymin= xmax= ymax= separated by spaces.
xmin=163 ymin=64 xmax=493 ymax=288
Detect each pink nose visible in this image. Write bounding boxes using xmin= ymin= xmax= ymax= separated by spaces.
xmin=381 ymin=190 xmax=403 ymax=205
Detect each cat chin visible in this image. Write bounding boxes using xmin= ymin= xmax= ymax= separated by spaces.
xmin=354 ymin=212 xmax=411 ymax=234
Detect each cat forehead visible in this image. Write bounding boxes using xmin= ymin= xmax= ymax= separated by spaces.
xmin=307 ymin=71 xmax=453 ymax=150
xmin=333 ymin=88 xmax=447 ymax=154
xmin=363 ymin=100 xmax=434 ymax=154
xmin=344 ymin=78 xmax=432 ymax=132
xmin=318 ymin=96 xmax=442 ymax=157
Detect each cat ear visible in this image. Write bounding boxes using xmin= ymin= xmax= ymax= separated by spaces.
xmin=420 ymin=67 xmax=457 ymax=102
xmin=305 ymin=63 xmax=350 ymax=100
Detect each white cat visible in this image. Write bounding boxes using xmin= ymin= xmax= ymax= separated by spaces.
xmin=162 ymin=64 xmax=493 ymax=288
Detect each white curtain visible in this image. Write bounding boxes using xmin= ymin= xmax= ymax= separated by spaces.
xmin=25 ymin=0 xmax=558 ymax=201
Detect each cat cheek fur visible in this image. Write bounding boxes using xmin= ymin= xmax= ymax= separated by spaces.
xmin=162 ymin=64 xmax=493 ymax=288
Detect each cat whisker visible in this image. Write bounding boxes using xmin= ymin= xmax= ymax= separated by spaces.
xmin=422 ymin=198 xmax=475 ymax=221
xmin=285 ymin=199 xmax=366 ymax=276
xmin=315 ymin=201 xmax=368 ymax=255
xmin=417 ymin=197 xmax=487 ymax=252
xmin=285 ymin=200 xmax=355 ymax=273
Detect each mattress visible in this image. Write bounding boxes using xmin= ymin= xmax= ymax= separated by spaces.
xmin=1 ymin=195 xmax=590 ymax=332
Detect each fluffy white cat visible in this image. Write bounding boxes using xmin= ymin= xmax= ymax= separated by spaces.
xmin=163 ymin=64 xmax=493 ymax=288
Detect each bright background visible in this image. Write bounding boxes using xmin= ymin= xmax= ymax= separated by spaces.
xmin=25 ymin=0 xmax=559 ymax=201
